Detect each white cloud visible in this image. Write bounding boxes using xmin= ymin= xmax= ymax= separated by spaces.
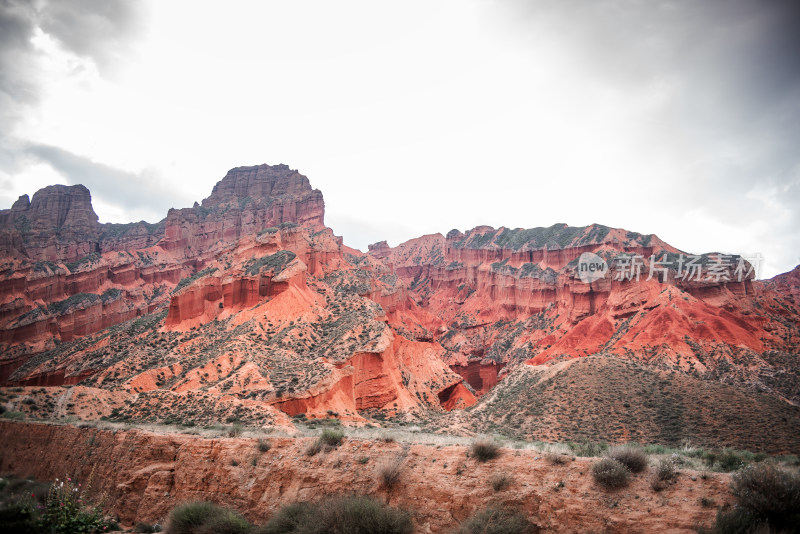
xmin=1 ymin=0 xmax=798 ymax=277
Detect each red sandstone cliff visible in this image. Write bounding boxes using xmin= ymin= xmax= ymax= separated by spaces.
xmin=371 ymin=225 xmax=799 ymax=404
xmin=0 ymin=164 xmax=328 ymax=361
xmin=0 ymin=163 xmax=798 ymax=444
xmin=161 ymin=164 xmax=325 ymax=257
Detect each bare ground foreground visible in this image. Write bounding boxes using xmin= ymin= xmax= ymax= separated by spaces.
xmin=0 ymin=421 xmax=735 ymax=533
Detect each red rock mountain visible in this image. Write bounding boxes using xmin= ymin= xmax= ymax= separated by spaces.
xmin=1 ymin=163 xmax=798 ymax=451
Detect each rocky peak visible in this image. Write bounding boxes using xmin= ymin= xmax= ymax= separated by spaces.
xmin=0 ymin=184 xmax=101 ymax=262
xmin=11 ymin=195 xmax=30 ymax=211
xmin=161 ymin=164 xmax=326 ymax=255
xmin=28 ymin=184 xmax=99 ymax=232
xmin=203 ymin=164 xmax=321 ymax=211
xmin=367 ymin=240 xmax=391 ymax=259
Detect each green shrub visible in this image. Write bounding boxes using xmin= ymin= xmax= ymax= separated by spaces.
xmin=454 ymin=506 xmax=538 ymax=534
xmin=167 ymin=501 xmax=250 ymax=534
xmin=607 ymin=445 xmax=648 ymax=473
xmin=40 ymin=472 xmax=117 ymax=534
xmin=0 ymin=477 xmax=49 ymax=534
xmin=318 ymin=428 xmax=344 ymax=447
xmin=703 ymin=449 xmax=767 ymax=472
xmin=470 ymin=438 xmax=501 ymax=462
xmin=257 ymin=502 xmax=310 ymax=534
xmin=305 ymin=429 xmax=345 ymax=456
xmin=728 ymin=463 xmax=800 ymax=532
xmin=591 ymin=458 xmax=631 ymax=489
xmin=2 ymin=411 xmax=24 ymax=420
xmin=258 ymin=439 xmax=271 ymax=453
xmin=257 ymin=495 xmax=412 ymax=534
xmin=198 ymin=509 xmax=252 ymax=534
xmin=706 ymin=507 xmax=774 ymax=534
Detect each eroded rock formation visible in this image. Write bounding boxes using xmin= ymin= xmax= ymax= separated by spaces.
xmin=1 ymin=162 xmax=798 ymax=440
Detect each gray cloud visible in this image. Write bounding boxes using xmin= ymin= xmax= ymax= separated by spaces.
xmin=38 ymin=0 xmax=144 ymax=74
xmin=0 ymin=0 xmax=147 ymax=214
xmin=25 ymin=143 xmax=189 ymax=221
xmin=494 ymin=0 xmax=800 ymax=270
xmin=0 ymin=0 xmax=38 ymax=104
xmin=0 ymin=0 xmax=144 ymax=113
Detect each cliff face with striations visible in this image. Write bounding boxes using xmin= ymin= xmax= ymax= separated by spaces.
xmin=0 ymin=165 xmax=328 ymax=361
xmin=372 ymin=224 xmax=799 ymax=406
xmin=0 ymin=162 xmax=798 ymax=449
xmin=162 ymin=164 xmax=325 ymax=257
xmin=0 ymin=185 xmax=100 ymax=262
xmin=0 ymin=164 xmax=472 ymax=419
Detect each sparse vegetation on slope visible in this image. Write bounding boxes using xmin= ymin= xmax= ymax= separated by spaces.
xmin=454 ymin=356 xmax=800 ymax=453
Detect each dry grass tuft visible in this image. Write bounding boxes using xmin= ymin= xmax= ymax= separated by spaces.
xmin=607 ymin=445 xmax=648 ymax=473
xmin=470 ymin=437 xmax=501 ymax=462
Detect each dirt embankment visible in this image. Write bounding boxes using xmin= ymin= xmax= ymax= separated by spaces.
xmin=0 ymin=421 xmax=732 ymax=533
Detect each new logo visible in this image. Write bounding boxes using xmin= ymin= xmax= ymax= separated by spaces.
xmin=577 ymin=252 xmax=608 ymax=283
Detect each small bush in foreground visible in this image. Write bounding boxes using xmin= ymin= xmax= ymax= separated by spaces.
xmin=41 ymin=472 xmax=118 ymax=534
xmin=377 ymin=455 xmax=405 ymax=490
xmin=489 ymin=472 xmax=513 ymax=491
xmin=707 ymin=507 xmax=759 ymax=534
xmin=167 ymin=501 xmax=251 ymax=534
xmin=650 ymin=458 xmax=678 ymax=492
xmin=454 ymin=506 xmax=539 ymax=534
xmin=257 ymin=495 xmax=412 ymax=534
xmin=607 ymin=445 xmax=648 ymax=473
xmin=591 ymin=458 xmax=631 ymax=489
xmin=545 ymin=452 xmax=569 ymax=465
xmin=728 ymin=463 xmax=800 ymax=532
xmin=470 ymin=438 xmax=501 ymax=462
xmin=257 ymin=439 xmax=271 ymax=453
xmin=166 ymin=502 xmax=218 ymax=534
xmin=304 ymin=441 xmax=322 ymax=457
xmin=318 ymin=428 xmax=344 ymax=447
xmin=198 ymin=509 xmax=252 ymax=534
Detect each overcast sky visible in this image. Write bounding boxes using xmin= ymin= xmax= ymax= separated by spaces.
xmin=1 ymin=0 xmax=799 ymax=278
